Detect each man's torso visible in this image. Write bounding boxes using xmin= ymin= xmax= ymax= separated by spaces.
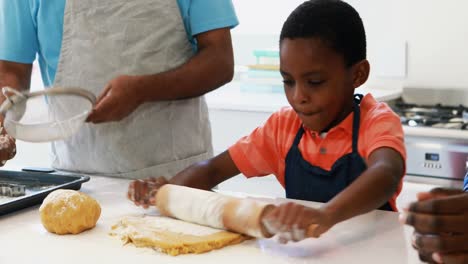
xmin=0 ymin=0 xmax=238 ymax=86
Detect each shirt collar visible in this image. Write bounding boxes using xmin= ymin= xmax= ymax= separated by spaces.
xmin=302 ymin=93 xmax=376 ymax=136
xmin=302 ymin=113 xmax=353 ymax=137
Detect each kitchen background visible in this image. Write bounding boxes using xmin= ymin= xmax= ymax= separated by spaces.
xmin=3 ymin=0 xmax=467 ymax=209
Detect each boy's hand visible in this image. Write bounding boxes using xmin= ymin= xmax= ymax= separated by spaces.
xmin=261 ymin=202 xmax=336 ymax=243
xmin=400 ymin=188 xmax=468 ymax=264
xmin=127 ymin=177 xmax=168 ymax=209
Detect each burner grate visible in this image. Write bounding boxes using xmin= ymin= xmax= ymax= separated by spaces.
xmin=392 ymin=100 xmax=468 ymax=130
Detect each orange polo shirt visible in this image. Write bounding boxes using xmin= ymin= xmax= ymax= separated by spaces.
xmin=228 ymin=94 xmax=406 ymax=210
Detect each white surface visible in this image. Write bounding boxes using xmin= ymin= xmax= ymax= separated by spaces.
xmin=403 ymin=126 xmax=468 ymax=140
xmin=217 ymin=175 xmax=285 ymax=199
xmin=0 ymin=175 xmax=424 ymax=264
xmin=395 ymin=179 xmax=442 ymax=211
xmin=209 ymin=109 xmax=270 ymax=153
xmin=232 ymin=0 xmax=468 ymax=89
xmin=373 ymin=41 xmax=407 ymax=78
xmin=401 ymin=0 xmax=468 ymax=89
xmin=231 ymin=1 xmax=407 ymax=80
xmin=205 ymin=82 xmax=402 ymax=113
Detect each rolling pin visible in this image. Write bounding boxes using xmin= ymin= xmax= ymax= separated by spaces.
xmin=156 ymin=184 xmax=319 ymax=239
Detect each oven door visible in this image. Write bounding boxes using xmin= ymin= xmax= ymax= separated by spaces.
xmin=405 ymin=133 xmax=468 ymax=183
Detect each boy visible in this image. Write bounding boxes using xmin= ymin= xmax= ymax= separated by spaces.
xmin=129 ymin=0 xmax=406 ymax=241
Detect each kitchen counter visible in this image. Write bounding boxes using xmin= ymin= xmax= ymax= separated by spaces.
xmin=0 ymin=175 xmax=422 ymax=264
xmin=205 ymin=81 xmax=402 ymax=113
xmin=403 ymin=126 xmax=468 ymax=140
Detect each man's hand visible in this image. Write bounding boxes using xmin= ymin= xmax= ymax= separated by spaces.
xmin=127 ymin=177 xmax=168 ymax=209
xmin=0 ymin=117 xmax=16 ymax=166
xmin=0 ymin=60 xmax=30 ymax=166
xmin=86 ymin=75 xmax=145 ymax=123
xmin=261 ymin=202 xmax=337 ymax=243
xmin=400 ymin=188 xmax=468 ymax=264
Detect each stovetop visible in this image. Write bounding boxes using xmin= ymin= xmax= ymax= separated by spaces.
xmin=389 ymin=88 xmax=468 ymax=181
xmin=392 ymin=100 xmax=468 ymax=130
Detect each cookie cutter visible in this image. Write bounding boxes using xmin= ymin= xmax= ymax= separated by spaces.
xmin=0 ymin=182 xmax=26 ymax=197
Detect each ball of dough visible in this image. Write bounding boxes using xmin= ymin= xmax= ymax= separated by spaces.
xmin=39 ymin=189 xmax=101 ymax=235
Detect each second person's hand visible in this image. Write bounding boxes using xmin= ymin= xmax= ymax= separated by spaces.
xmin=401 ymin=188 xmax=468 ymax=264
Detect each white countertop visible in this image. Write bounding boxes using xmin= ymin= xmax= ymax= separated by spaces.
xmin=206 ymin=82 xmax=468 ymax=139
xmin=205 ymin=81 xmax=402 ymax=113
xmin=0 ymin=175 xmax=423 ymax=264
xmin=403 ymin=126 xmax=468 ymax=140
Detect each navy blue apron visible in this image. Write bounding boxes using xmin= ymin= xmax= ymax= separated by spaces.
xmin=285 ymin=95 xmax=394 ymax=211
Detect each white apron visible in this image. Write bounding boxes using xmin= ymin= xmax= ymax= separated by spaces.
xmin=51 ymin=0 xmax=213 ymax=179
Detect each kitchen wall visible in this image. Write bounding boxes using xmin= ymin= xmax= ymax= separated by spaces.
xmin=231 ymin=0 xmax=468 ymax=90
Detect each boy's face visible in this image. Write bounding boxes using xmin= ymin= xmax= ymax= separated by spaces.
xmin=280 ymin=37 xmax=367 ymax=132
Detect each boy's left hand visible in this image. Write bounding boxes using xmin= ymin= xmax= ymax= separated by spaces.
xmin=400 ymin=188 xmax=468 ymax=264
xmin=127 ymin=177 xmax=169 ymax=209
xmin=261 ymin=202 xmax=336 ymax=243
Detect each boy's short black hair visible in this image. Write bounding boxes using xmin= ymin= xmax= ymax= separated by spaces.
xmin=280 ymin=0 xmax=366 ymax=67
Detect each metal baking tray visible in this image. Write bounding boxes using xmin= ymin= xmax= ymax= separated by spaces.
xmin=0 ymin=169 xmax=90 ymax=216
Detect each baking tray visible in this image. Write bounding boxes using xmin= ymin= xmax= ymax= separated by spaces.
xmin=0 ymin=169 xmax=90 ymax=216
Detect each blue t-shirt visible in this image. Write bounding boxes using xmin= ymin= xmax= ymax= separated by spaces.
xmin=0 ymin=0 xmax=238 ymax=86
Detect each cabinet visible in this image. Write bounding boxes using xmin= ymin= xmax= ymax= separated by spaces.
xmin=208 ymin=109 xmax=271 ymax=154
xmin=208 ymin=108 xmax=285 ymax=198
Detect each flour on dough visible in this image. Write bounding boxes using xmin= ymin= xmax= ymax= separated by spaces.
xmin=110 ymin=215 xmax=249 ymax=256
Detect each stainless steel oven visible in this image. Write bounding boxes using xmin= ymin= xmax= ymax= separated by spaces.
xmin=387 ymin=87 xmax=468 ymax=188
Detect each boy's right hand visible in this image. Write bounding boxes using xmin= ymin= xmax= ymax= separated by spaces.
xmin=261 ymin=202 xmax=336 ymax=242
xmin=127 ymin=177 xmax=168 ymax=209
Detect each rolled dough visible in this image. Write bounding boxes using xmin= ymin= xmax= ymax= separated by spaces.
xmin=110 ymin=215 xmax=249 ymax=256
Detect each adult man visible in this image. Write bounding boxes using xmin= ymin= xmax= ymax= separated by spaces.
xmin=0 ymin=0 xmax=238 ymax=178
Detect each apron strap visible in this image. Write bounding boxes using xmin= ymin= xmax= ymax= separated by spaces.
xmin=292 ymin=126 xmax=305 ymax=147
xmin=351 ymin=94 xmax=363 ymax=153
xmin=293 ymin=94 xmax=363 ymax=151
